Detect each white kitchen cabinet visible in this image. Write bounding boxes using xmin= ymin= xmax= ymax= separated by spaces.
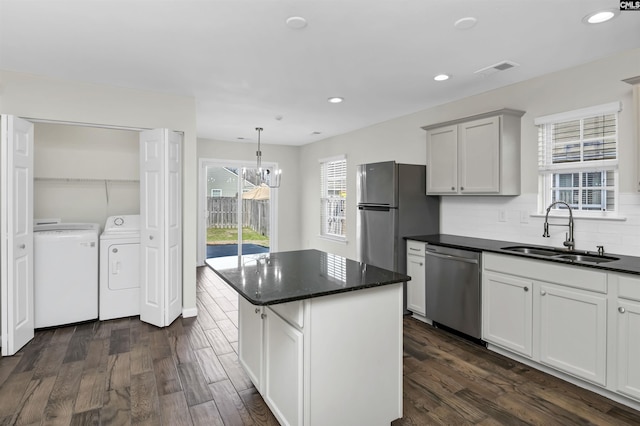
xmin=614 ymin=273 xmax=640 ymax=401
xmin=482 ymin=252 xmax=640 ymax=409
xmin=264 ymin=307 xmax=304 ymax=426
xmin=406 ymin=240 xmax=426 ymax=318
xmin=616 ymin=298 xmax=640 ymax=400
xmin=483 ymin=253 xmax=608 ymax=386
xmin=238 ymin=297 xmax=264 ymax=393
xmin=424 ymin=124 xmax=458 ymax=194
xmin=622 ymin=76 xmax=640 ymax=191
xmin=482 ymin=271 xmax=533 ymax=358
xmin=423 ymin=109 xmax=524 ymax=196
xmin=237 ymin=283 xmax=403 ymax=425
xmin=537 ymin=282 xmax=608 ymax=386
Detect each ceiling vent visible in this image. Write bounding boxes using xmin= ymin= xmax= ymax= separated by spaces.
xmin=474 ymin=60 xmax=519 ymax=76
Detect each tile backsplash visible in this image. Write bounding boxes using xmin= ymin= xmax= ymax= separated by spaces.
xmin=440 ymin=193 xmax=640 ymax=257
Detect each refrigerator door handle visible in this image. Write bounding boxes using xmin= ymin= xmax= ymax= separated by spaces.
xmin=358 ymin=205 xmax=391 ymax=211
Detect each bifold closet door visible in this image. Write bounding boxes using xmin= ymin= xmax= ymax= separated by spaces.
xmin=1 ymin=115 xmax=35 ymax=356
xmin=139 ymin=129 xmax=182 ymax=328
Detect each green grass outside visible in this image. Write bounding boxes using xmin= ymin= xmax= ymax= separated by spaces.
xmin=207 ymin=227 xmax=269 ymax=247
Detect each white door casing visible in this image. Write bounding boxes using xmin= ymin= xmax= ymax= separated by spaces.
xmin=1 ymin=115 xmax=35 ymax=356
xmin=139 ymin=129 xmax=182 ymax=328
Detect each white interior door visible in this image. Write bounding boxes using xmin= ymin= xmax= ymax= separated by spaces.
xmin=1 ymin=115 xmax=35 ymax=356
xmin=139 ymin=129 xmax=182 ymax=328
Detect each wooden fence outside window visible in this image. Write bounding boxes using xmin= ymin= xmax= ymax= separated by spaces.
xmin=207 ymin=196 xmax=269 ymax=237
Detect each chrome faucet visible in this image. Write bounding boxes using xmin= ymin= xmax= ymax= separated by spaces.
xmin=543 ymin=201 xmax=575 ymax=251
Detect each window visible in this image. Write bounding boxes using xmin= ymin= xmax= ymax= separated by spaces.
xmin=320 ymin=156 xmax=347 ymax=239
xmin=210 ymin=188 xmax=222 ymax=197
xmin=536 ymin=102 xmax=620 ymax=216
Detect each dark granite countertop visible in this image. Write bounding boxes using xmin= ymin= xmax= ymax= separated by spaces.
xmin=206 ymin=249 xmax=410 ymax=305
xmin=405 ymin=234 xmax=640 ymax=275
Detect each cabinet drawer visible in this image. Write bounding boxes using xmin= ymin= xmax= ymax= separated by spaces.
xmin=407 ymin=240 xmax=425 ymax=257
xmin=617 ymin=274 xmax=640 ymax=302
xmin=269 ymin=300 xmax=304 ymax=329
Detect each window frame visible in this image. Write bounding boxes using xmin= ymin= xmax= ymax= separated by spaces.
xmin=319 ymin=155 xmax=347 ymax=242
xmin=536 ymin=102 xmax=621 ymax=218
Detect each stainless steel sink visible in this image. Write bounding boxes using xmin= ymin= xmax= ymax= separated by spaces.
xmin=552 ymin=253 xmax=619 ymax=264
xmin=501 ymin=246 xmax=559 ymax=256
xmin=501 ymin=245 xmax=619 ymax=264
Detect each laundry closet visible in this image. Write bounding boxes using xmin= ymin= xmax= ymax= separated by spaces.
xmin=32 ymin=123 xmax=141 ymax=325
xmin=1 ymin=116 xmax=183 ymax=356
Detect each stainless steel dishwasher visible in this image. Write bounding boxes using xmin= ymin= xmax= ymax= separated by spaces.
xmin=424 ymin=244 xmax=481 ymax=339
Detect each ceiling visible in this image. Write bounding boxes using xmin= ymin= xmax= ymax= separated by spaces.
xmin=1 ymin=1 xmax=639 ymax=146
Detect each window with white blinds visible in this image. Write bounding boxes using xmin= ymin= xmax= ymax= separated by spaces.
xmin=535 ymin=102 xmax=620 ymax=215
xmin=320 ymin=156 xmax=347 ymax=239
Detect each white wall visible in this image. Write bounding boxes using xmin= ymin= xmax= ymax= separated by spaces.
xmin=34 ymin=123 xmax=139 ymax=226
xmin=299 ymin=48 xmax=640 ymax=259
xmin=0 ymin=70 xmax=199 ymax=312
xmin=197 ymin=138 xmax=301 ymax=252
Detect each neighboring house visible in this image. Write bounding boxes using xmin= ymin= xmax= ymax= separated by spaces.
xmin=207 ymin=167 xmax=255 ymax=197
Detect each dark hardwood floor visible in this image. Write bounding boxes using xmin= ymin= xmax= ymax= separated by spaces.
xmin=1 ymin=266 xmax=639 ymax=425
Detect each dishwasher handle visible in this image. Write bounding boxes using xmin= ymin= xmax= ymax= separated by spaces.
xmin=424 ymin=248 xmax=479 ymax=265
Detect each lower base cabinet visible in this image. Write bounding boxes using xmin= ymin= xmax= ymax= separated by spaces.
xmin=538 ymin=282 xmax=607 ymax=386
xmin=238 ymin=284 xmax=403 ymax=426
xmin=264 ymin=308 xmax=304 ymax=425
xmin=616 ymin=298 xmax=640 ymax=400
xmin=406 ymin=240 xmax=426 ymax=316
xmin=482 ymin=271 xmax=533 ymax=358
xmin=483 ymin=254 xmax=640 ymax=410
xmin=238 ymin=299 xmax=263 ymax=392
xmin=615 ymin=274 xmax=640 ymax=401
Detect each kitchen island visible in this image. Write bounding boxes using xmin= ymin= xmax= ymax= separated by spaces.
xmin=206 ymin=249 xmax=409 ymax=426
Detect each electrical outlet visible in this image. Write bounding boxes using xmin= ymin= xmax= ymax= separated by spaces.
xmin=498 ymin=210 xmax=507 ymax=222
xmin=520 ymin=211 xmax=529 ymax=224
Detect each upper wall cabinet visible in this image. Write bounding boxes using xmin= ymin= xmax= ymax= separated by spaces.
xmin=623 ymin=76 xmax=640 ymax=192
xmin=422 ymin=109 xmax=525 ymax=196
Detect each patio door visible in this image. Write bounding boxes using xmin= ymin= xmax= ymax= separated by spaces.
xmin=200 ymin=161 xmax=273 ymax=262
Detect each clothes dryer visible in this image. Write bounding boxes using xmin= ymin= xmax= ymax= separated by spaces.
xmin=99 ymin=215 xmax=141 ymax=320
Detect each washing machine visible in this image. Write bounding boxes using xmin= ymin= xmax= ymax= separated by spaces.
xmin=99 ymin=215 xmax=141 ymax=320
xmin=34 ymin=222 xmax=100 ymax=328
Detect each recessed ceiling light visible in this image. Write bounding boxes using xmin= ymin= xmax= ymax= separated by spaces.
xmin=434 ymin=74 xmax=450 ymax=81
xmin=328 ymin=97 xmax=344 ymax=104
xmin=583 ymin=10 xmax=617 ymax=24
xmin=286 ymin=16 xmax=307 ymax=29
xmin=454 ymin=17 xmax=477 ymax=30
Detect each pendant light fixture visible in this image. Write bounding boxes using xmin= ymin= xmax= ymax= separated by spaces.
xmin=255 ymin=127 xmax=281 ymax=188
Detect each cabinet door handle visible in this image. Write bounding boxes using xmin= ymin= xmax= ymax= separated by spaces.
xmin=261 ymin=313 xmax=266 ymax=319
xmin=460 ymin=186 xmax=464 ymax=191
xmin=619 ymin=307 xmax=626 ymax=314
xmin=540 ymin=290 xmax=546 ymax=296
xmin=451 ymin=186 xmax=455 ymax=191
xmin=524 ymin=286 xmax=529 ymax=292
xmin=18 ymin=243 xmax=26 ymax=249
xmin=409 ymin=247 xmax=421 ymax=252
xmin=255 ymin=308 xmax=260 ymax=314
xmin=410 ymin=261 xmax=423 ymax=266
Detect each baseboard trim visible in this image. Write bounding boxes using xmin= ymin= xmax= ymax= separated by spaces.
xmin=182 ymin=307 xmax=198 ymax=318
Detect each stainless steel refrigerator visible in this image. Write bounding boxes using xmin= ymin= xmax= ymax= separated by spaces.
xmin=356 ymin=161 xmax=440 ymax=311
